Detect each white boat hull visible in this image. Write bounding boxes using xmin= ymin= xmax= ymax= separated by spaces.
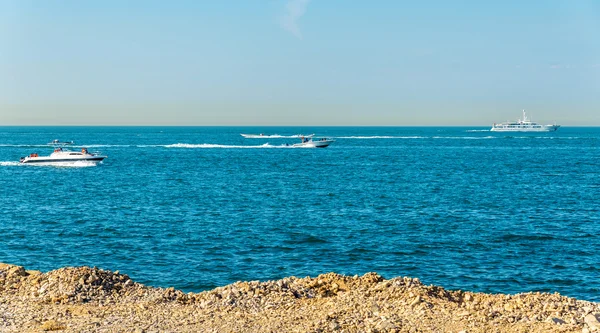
xmin=490 ymin=125 xmax=560 ymax=132
xmin=292 ymin=139 xmax=334 ymax=148
xmin=21 ymin=156 xmax=106 ymax=164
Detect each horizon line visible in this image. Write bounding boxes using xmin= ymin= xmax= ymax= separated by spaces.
xmin=0 ymin=125 xmax=598 ymax=128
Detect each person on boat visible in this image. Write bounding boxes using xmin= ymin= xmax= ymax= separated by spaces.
xmin=81 ymin=148 xmax=88 ymax=154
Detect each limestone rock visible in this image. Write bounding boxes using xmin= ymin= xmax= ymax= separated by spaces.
xmin=585 ymin=313 xmax=600 ymax=332
xmin=40 ymin=320 xmax=66 ymax=331
xmin=0 ymin=262 xmax=594 ymax=333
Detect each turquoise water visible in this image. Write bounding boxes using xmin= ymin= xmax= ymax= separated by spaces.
xmin=1 ymin=126 xmax=599 ymax=300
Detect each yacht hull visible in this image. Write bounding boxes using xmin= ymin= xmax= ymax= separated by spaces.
xmin=21 ymin=156 xmax=106 ymax=164
xmin=490 ymin=125 xmax=560 ymax=132
xmin=293 ymin=140 xmax=334 ymax=148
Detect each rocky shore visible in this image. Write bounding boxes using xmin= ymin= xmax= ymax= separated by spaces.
xmin=1 ymin=263 xmax=599 ymax=332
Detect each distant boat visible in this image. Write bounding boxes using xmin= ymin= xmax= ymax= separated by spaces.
xmin=292 ymin=137 xmax=334 ymax=148
xmin=241 ymin=133 xmax=268 ymax=138
xmin=20 ymin=147 xmax=106 ymax=164
xmin=240 ymin=133 xmax=315 ymax=138
xmin=491 ymin=110 xmax=560 ymax=132
xmin=47 ymin=139 xmax=75 ymax=145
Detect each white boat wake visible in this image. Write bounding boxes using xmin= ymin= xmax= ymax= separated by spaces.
xmin=165 ymin=143 xmax=322 ymax=149
xmin=0 ymin=144 xmax=61 ymax=148
xmin=0 ymin=161 xmax=20 ymax=166
xmin=335 ymin=136 xmax=427 ymax=139
xmin=431 ymin=136 xmax=495 ymax=140
xmin=335 ymin=136 xmax=495 ymax=140
xmin=241 ymin=133 xmax=315 ymax=139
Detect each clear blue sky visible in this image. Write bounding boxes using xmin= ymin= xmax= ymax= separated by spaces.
xmin=1 ymin=0 xmax=598 ymax=125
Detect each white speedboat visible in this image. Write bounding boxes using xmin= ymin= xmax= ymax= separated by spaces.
xmin=293 ymin=138 xmax=334 ymax=148
xmin=20 ymin=148 xmax=106 ymax=164
xmin=491 ymin=110 xmax=560 ymax=132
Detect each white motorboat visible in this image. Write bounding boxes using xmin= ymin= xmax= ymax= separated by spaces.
xmin=293 ymin=138 xmax=334 ymax=148
xmin=20 ymin=148 xmax=106 ymax=164
xmin=491 ymin=110 xmax=560 ymax=132
xmin=241 ymin=133 xmax=315 ymax=138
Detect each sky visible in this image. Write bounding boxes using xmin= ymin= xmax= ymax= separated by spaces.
xmin=1 ymin=0 xmax=599 ymax=126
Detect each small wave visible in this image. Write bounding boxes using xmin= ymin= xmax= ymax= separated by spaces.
xmin=502 ymin=136 xmax=586 ymax=140
xmin=0 ymin=161 xmax=20 ymax=166
xmin=499 ymin=233 xmax=556 ymax=242
xmin=284 ymin=234 xmax=328 ymax=245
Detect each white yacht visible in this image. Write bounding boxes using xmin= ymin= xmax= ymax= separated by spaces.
xmin=20 ymin=148 xmax=107 ymax=164
xmin=491 ymin=110 xmax=560 ymax=132
xmin=293 ymin=138 xmax=334 ymax=148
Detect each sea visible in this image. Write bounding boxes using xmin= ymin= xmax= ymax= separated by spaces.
xmin=0 ymin=126 xmax=599 ymax=301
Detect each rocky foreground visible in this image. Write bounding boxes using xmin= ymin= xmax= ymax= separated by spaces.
xmin=1 ymin=263 xmax=599 ymax=333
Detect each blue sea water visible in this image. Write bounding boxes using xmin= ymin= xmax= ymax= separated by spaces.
xmin=0 ymin=126 xmax=599 ymax=300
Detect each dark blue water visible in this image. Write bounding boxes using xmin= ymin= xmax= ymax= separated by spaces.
xmin=1 ymin=127 xmax=599 ymax=300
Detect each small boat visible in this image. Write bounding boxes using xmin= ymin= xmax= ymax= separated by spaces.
xmin=241 ymin=133 xmax=315 ymax=138
xmin=20 ymin=147 xmax=106 ymax=164
xmin=292 ymin=137 xmax=334 ymax=148
xmin=47 ymin=139 xmax=75 ymax=145
xmin=491 ymin=110 xmax=560 ymax=132
xmin=241 ymin=133 xmax=268 ymax=138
